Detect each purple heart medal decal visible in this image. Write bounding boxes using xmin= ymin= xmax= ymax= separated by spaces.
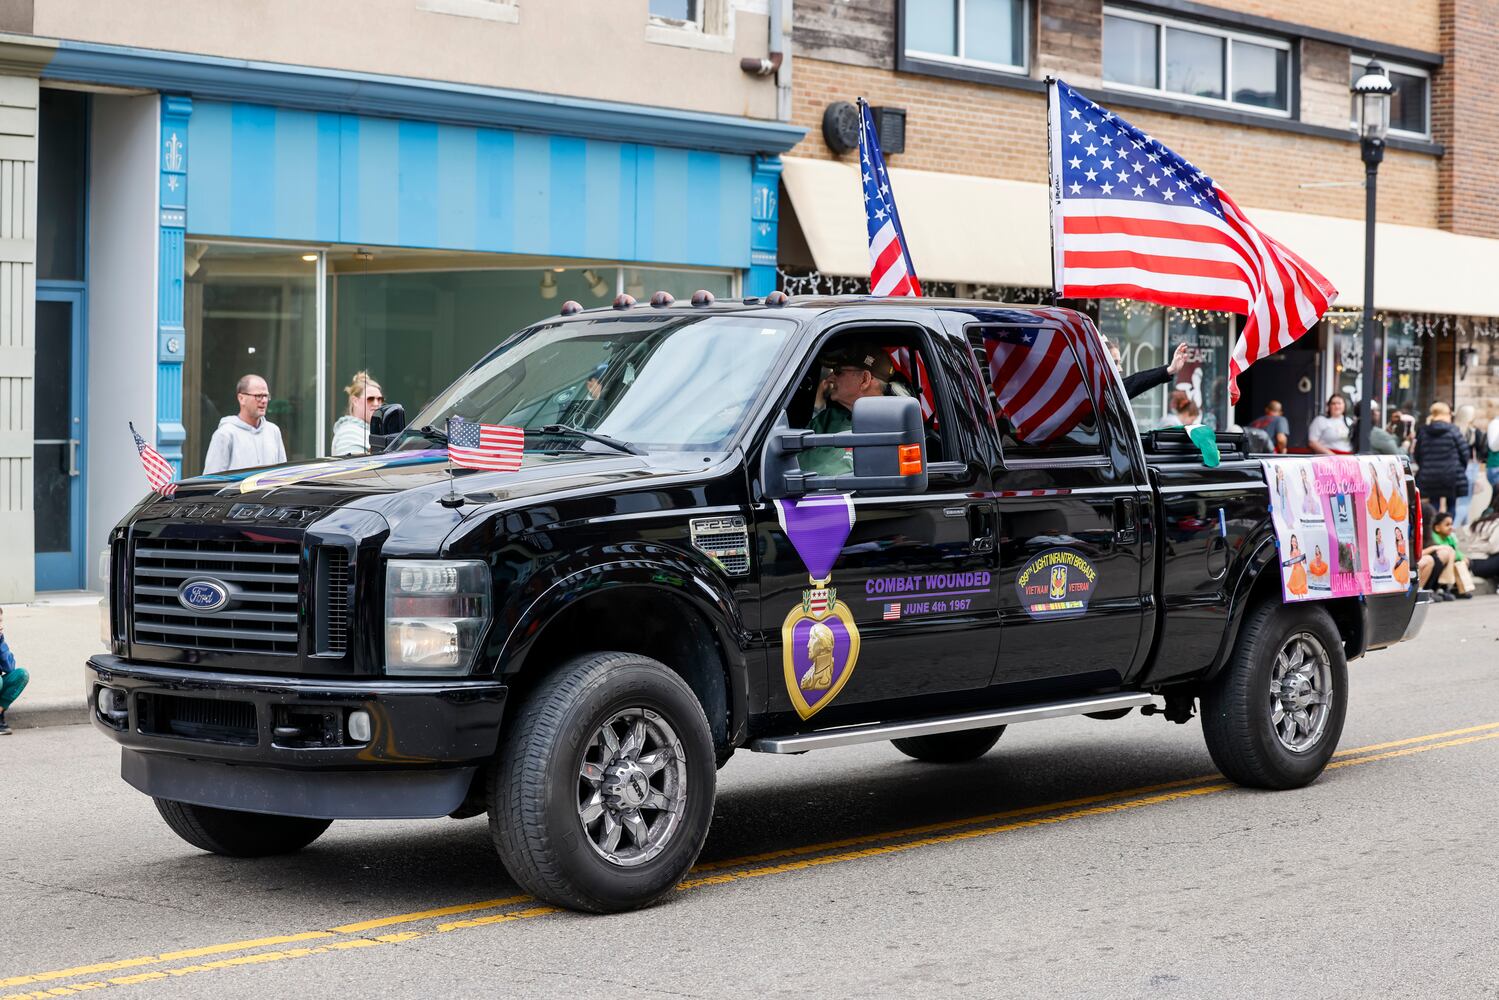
xmin=774 ymin=495 xmax=862 ymax=720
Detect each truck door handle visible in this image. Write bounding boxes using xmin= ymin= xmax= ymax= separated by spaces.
xmin=1113 ymin=497 xmax=1138 ymax=546
xmin=968 ymin=503 xmax=995 ymax=553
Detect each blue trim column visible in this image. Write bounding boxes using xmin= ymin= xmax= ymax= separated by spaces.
xmin=156 ymin=94 xmax=190 ymax=473
xmin=748 ymin=155 xmax=782 ymax=297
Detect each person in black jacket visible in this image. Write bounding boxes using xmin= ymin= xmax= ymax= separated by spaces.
xmin=1414 ymin=401 xmax=1471 ymax=514
xmin=1103 ymin=339 xmax=1190 ymax=399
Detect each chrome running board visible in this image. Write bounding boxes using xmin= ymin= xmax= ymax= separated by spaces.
xmin=747 ymin=692 xmax=1157 ymax=754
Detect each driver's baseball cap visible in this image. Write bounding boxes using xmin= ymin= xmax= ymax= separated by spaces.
xmin=819 ymin=343 xmax=894 ymax=381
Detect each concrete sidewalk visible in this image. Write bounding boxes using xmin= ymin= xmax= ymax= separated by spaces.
xmin=2 ymin=593 xmax=107 ymax=730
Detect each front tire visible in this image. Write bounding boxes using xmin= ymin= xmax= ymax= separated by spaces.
xmin=153 ymin=799 xmax=332 ymax=857
xmin=1201 ymin=601 xmax=1347 ymax=790
xmin=892 ymin=726 xmax=1005 ymax=763
xmin=490 ymin=652 xmax=716 ymax=913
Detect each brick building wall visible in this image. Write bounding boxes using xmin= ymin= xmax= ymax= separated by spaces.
xmin=1435 ymin=0 xmax=1499 ymax=239
xmin=1227 ymin=0 xmax=1439 ymax=52
xmin=792 ymin=57 xmax=1440 ymax=227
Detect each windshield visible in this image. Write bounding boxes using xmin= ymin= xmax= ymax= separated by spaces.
xmin=398 ymin=314 xmax=797 ymax=453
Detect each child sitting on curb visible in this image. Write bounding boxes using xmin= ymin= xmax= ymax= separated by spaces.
xmin=0 ymin=607 xmax=29 ymax=734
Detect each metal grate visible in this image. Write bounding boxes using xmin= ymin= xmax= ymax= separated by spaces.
xmin=132 ymin=537 xmax=301 ymax=655
xmin=320 ymin=548 xmax=350 ymax=654
xmin=138 ymin=692 xmax=258 ymax=746
xmin=690 ymin=516 xmax=750 ymax=576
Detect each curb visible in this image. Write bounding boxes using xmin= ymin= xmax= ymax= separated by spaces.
xmin=7 ymin=699 xmax=88 ymax=730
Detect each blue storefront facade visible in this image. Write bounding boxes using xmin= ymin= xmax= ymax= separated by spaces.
xmin=18 ymin=39 xmax=800 ymax=591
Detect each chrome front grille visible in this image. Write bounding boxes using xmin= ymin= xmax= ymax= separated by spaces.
xmin=320 ymin=548 xmax=350 ymax=655
xmin=132 ymin=538 xmax=301 ymax=655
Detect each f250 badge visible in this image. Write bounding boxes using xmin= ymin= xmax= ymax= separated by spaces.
xmin=775 ymin=495 xmax=861 ymax=720
xmin=1016 ymin=548 xmax=1098 ymax=620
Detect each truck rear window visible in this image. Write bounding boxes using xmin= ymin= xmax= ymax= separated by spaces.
xmin=970 ymin=323 xmax=1106 ymax=461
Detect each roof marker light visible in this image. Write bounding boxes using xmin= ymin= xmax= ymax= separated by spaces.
xmin=691 ymin=289 xmax=715 ymax=307
xmin=650 ymin=290 xmax=675 ymax=307
xmin=613 ymin=293 xmax=637 ymax=310
xmin=560 ymin=300 xmax=584 ymax=316
xmin=766 ymin=291 xmax=789 ymax=306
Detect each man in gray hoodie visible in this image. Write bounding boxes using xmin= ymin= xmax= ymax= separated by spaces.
xmin=203 ymin=373 xmax=288 ymax=473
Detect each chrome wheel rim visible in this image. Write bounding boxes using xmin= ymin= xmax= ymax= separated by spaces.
xmin=1269 ymin=632 xmax=1334 ymax=754
xmin=576 ymin=708 xmax=688 ymax=868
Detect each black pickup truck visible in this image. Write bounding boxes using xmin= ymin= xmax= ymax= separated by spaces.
xmin=89 ymin=294 xmax=1426 ymax=913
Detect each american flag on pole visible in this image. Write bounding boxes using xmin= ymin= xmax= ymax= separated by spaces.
xmin=859 ymin=98 xmax=921 ymax=298
xmin=446 ymin=416 xmax=524 ymax=472
xmin=130 ymin=422 xmax=177 ymax=497
xmin=1047 ymin=80 xmax=1336 ymax=403
xmin=981 ymin=309 xmax=1114 ymax=444
xmin=857 ymin=99 xmax=938 ymax=419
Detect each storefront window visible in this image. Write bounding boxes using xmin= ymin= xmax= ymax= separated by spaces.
xmin=1333 ymin=327 xmax=1363 ymax=411
xmin=181 ymin=244 xmax=737 ymax=467
xmin=1385 ymin=323 xmax=1423 ymax=420
xmin=1167 ymin=310 xmax=1231 ymax=429
xmin=1099 ymin=301 xmax=1165 ymax=427
xmin=1099 ymin=301 xmax=1231 ymax=429
xmin=181 ymin=243 xmax=319 ymax=477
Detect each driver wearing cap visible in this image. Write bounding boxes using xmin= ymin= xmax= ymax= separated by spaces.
xmin=800 ymin=344 xmax=893 ymax=478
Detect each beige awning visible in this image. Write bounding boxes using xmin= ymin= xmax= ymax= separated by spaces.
xmin=780 ymin=156 xmax=1499 ymax=317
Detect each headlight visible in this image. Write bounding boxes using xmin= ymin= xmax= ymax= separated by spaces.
xmin=99 ymin=545 xmax=113 ymax=647
xmin=384 ymin=559 xmax=490 ymax=675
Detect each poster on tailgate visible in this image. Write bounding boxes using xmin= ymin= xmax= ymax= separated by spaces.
xmin=1264 ymin=455 xmax=1411 ymax=602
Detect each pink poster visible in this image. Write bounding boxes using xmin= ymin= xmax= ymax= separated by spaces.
xmin=1264 ymin=455 xmax=1411 ymax=603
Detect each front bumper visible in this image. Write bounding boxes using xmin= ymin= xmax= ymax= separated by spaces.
xmin=86 ymin=656 xmax=506 ymax=819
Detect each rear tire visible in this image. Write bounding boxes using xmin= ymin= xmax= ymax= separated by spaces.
xmin=892 ymin=726 xmax=1004 ymax=763
xmin=1201 ymin=601 xmax=1347 ymax=790
xmin=153 ymin=799 xmax=332 ymax=857
xmin=489 ymin=651 xmax=716 ymax=913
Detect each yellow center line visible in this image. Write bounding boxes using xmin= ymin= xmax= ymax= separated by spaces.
xmin=6 ymin=719 xmax=1498 ymax=995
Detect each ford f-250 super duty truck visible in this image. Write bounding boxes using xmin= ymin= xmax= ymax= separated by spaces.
xmin=89 ymin=294 xmax=1426 ymax=913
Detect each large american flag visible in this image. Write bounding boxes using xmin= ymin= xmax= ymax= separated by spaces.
xmin=981 ymin=309 xmax=1114 ymax=444
xmin=446 ymin=416 xmax=524 ymax=472
xmin=1048 ymin=80 xmax=1336 ymax=403
xmin=130 ymin=422 xmax=176 ymax=496
xmin=859 ymin=99 xmax=921 ymax=298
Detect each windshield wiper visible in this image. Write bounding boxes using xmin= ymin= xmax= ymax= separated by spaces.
xmin=537 ymin=424 xmax=645 ymax=456
xmin=414 ymin=424 xmax=449 ymax=445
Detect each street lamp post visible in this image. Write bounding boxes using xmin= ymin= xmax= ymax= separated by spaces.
xmin=1352 ymin=60 xmax=1394 ymax=453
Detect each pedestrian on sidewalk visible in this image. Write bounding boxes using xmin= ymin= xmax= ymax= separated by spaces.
xmin=0 ymin=608 xmax=29 ymax=734
xmin=203 ymin=374 xmax=287 ymax=474
xmin=1414 ymin=402 xmax=1470 ymax=515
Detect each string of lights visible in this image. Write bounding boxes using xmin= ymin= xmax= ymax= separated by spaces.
xmin=776 ymin=269 xmax=1497 ymax=341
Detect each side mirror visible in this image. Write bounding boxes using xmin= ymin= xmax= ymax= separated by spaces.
xmin=367 ymin=403 xmax=406 ymax=453
xmin=760 ymin=395 xmax=928 ymax=499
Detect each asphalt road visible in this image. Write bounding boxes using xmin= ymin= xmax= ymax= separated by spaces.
xmin=3 ymin=601 xmax=1497 ymax=1000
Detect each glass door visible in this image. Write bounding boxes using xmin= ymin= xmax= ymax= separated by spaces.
xmin=34 ymin=288 xmax=86 ymax=590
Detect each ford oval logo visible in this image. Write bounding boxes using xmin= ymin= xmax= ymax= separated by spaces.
xmin=178 ymin=579 xmax=229 ymax=613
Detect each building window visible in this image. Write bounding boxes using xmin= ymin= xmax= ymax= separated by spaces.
xmin=1350 ymin=57 xmax=1430 ymax=139
xmin=650 ymin=0 xmax=700 ymax=26
xmin=904 ymin=0 xmax=1029 ymax=75
xmin=1103 ymin=8 xmax=1289 ymax=116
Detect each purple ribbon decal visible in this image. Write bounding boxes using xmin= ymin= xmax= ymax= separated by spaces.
xmin=774 ymin=494 xmax=856 ymax=581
